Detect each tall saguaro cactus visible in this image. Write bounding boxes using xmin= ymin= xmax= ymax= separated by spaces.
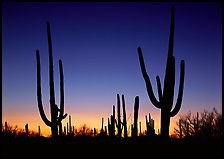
xmin=138 ymin=7 xmax=185 ymax=138
xmin=36 ymin=21 xmax=67 ymax=138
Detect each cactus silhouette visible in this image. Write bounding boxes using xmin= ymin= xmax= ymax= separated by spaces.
xmin=133 ymin=96 xmax=139 ymax=137
xmin=145 ymin=113 xmax=155 ymax=136
xmin=101 ymin=117 xmax=104 ymax=134
xmin=108 ymin=105 xmax=115 ymax=137
xmin=138 ymin=7 xmax=185 ymax=138
xmin=25 ymin=123 xmax=28 ymax=137
xmin=194 ymin=112 xmax=199 ymax=135
xmin=36 ymin=21 xmax=67 ymax=138
xmin=122 ymin=95 xmax=128 ymax=138
xmin=5 ymin=121 xmax=8 ymax=133
xmin=116 ymin=94 xmax=123 ymax=138
xmin=38 ymin=126 xmax=41 ymax=136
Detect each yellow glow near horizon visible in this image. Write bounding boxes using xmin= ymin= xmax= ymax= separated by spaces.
xmin=3 ymin=109 xmax=179 ymax=137
xmin=2 ymin=100 xmax=187 ymax=137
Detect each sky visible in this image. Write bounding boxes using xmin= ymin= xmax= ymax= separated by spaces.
xmin=2 ymin=2 xmax=222 ymax=137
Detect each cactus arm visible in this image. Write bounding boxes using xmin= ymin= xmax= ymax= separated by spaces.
xmin=156 ymin=76 xmax=163 ymax=102
xmin=170 ymin=60 xmax=185 ymax=117
xmin=36 ymin=50 xmax=52 ymax=127
xmin=138 ymin=47 xmax=161 ymax=108
xmin=58 ymin=59 xmax=67 ymax=120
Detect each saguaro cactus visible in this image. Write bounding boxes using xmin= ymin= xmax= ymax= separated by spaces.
xmin=145 ymin=113 xmax=155 ymax=136
xmin=36 ymin=21 xmax=67 ymax=138
xmin=138 ymin=7 xmax=185 ymax=138
xmin=122 ymin=95 xmax=128 ymax=138
xmin=116 ymin=94 xmax=122 ymax=138
xmin=108 ymin=105 xmax=116 ymax=137
xmin=133 ymin=96 xmax=139 ymax=137
xmin=101 ymin=117 xmax=104 ymax=133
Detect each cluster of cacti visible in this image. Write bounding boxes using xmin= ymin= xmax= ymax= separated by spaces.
xmin=99 ymin=117 xmax=107 ymax=136
xmin=107 ymin=94 xmax=128 ymax=138
xmin=107 ymin=94 xmax=141 ymax=138
xmin=63 ymin=115 xmax=75 ymax=136
xmin=145 ymin=113 xmax=155 ymax=136
xmin=36 ymin=21 xmax=68 ymax=138
xmin=138 ymin=6 xmax=185 ymax=138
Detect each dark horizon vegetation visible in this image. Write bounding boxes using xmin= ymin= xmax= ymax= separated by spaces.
xmin=1 ymin=107 xmax=222 ymax=159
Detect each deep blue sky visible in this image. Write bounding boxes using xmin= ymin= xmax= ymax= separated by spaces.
xmin=2 ymin=2 xmax=222 ymax=135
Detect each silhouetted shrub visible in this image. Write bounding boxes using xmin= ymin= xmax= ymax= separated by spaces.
xmin=174 ymin=107 xmax=222 ymax=139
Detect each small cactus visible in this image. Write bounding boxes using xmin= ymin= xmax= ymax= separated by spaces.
xmin=194 ymin=112 xmax=199 ymax=135
xmin=25 ymin=123 xmax=28 ymax=137
xmin=116 ymin=94 xmax=123 ymax=138
xmin=133 ymin=96 xmax=139 ymax=137
xmin=108 ymin=106 xmax=116 ymax=137
xmin=38 ymin=126 xmax=41 ymax=136
xmin=145 ymin=113 xmax=155 ymax=136
xmin=122 ymin=95 xmax=128 ymax=138
xmin=5 ymin=121 xmax=8 ymax=133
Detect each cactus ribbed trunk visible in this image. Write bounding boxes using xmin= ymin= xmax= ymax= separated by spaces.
xmin=161 ymin=109 xmax=170 ymax=138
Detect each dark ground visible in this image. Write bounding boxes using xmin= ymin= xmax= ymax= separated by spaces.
xmin=1 ymin=135 xmax=223 ymax=159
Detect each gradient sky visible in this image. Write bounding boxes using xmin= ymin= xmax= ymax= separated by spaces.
xmin=2 ymin=2 xmax=222 ymax=136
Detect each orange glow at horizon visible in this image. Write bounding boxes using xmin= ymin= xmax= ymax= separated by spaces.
xmin=2 ymin=106 xmax=180 ymax=137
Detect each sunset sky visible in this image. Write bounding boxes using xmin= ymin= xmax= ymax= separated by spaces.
xmin=2 ymin=2 xmax=222 ymax=136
